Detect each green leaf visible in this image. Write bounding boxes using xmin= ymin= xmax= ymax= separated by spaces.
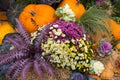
xmin=77 ymin=6 xmax=111 ymax=36
xmin=78 ymin=0 xmax=97 ymax=9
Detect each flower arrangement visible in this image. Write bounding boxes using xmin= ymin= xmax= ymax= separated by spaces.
xmin=1 ymin=0 xmax=120 ymax=80
xmin=41 ymin=20 xmax=94 ymax=72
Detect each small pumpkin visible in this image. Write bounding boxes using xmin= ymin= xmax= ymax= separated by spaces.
xmin=104 ymin=19 xmax=120 ymax=41
xmin=0 ymin=21 xmax=15 ymax=44
xmin=100 ymin=68 xmax=114 ymax=79
xmin=0 ymin=11 xmax=8 ymax=21
xmin=58 ymin=0 xmax=86 ymax=20
xmin=116 ymin=43 xmax=120 ymax=50
xmin=100 ymin=61 xmax=114 ymax=79
xmin=19 ymin=4 xmax=57 ymax=33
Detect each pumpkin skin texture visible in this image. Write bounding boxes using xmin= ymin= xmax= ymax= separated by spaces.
xmin=59 ymin=0 xmax=86 ymax=20
xmin=116 ymin=43 xmax=120 ymax=50
xmin=0 ymin=21 xmax=15 ymax=44
xmin=100 ymin=60 xmax=114 ymax=79
xmin=100 ymin=68 xmax=114 ymax=79
xmin=104 ymin=19 xmax=120 ymax=41
xmin=19 ymin=4 xmax=57 ymax=33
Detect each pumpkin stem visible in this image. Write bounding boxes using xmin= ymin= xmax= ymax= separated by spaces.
xmin=30 ymin=10 xmax=36 ymax=16
xmin=0 ymin=21 xmax=2 ymax=26
xmin=76 ymin=0 xmax=80 ymax=5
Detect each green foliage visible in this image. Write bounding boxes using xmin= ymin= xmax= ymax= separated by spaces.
xmin=77 ymin=6 xmax=110 ymax=36
xmin=112 ymin=17 xmax=120 ymax=23
xmin=112 ymin=0 xmax=120 ymax=23
xmin=112 ymin=0 xmax=120 ymax=17
xmin=96 ymin=0 xmax=111 ymax=10
xmin=79 ymin=0 xmax=97 ymax=9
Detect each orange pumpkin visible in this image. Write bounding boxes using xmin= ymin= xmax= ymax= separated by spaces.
xmin=59 ymin=0 xmax=86 ymax=20
xmin=104 ymin=19 xmax=120 ymax=41
xmin=100 ymin=67 xmax=114 ymax=79
xmin=19 ymin=4 xmax=57 ymax=33
xmin=0 ymin=21 xmax=15 ymax=44
xmin=116 ymin=43 xmax=120 ymax=50
xmin=101 ymin=58 xmax=114 ymax=79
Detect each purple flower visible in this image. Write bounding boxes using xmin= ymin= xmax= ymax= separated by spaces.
xmin=48 ymin=20 xmax=85 ymax=42
xmin=96 ymin=0 xmax=106 ymax=5
xmin=96 ymin=1 xmax=101 ymax=5
xmin=97 ymin=39 xmax=112 ymax=57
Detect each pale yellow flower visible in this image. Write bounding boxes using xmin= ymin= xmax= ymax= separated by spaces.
xmin=70 ymin=46 xmax=77 ymax=51
xmin=50 ymin=27 xmax=53 ymax=30
xmin=61 ymin=34 xmax=66 ymax=37
xmin=71 ymin=65 xmax=76 ymax=70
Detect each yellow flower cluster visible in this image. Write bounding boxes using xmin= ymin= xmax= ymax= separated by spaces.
xmin=42 ymin=37 xmax=94 ymax=72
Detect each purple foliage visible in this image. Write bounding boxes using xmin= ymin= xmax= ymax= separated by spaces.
xmin=21 ymin=61 xmax=32 ymax=80
xmin=5 ymin=37 xmax=20 ymax=48
xmin=15 ymin=18 xmax=31 ymax=45
xmin=33 ymin=60 xmax=42 ymax=79
xmin=6 ymin=59 xmax=30 ymax=80
xmin=0 ymin=18 xmax=55 ymax=80
xmin=34 ymin=25 xmax=50 ymax=51
xmin=40 ymin=60 xmax=55 ymax=77
xmin=11 ymin=59 xmax=30 ymax=80
xmin=6 ymin=61 xmax=20 ymax=78
xmin=0 ymin=48 xmax=29 ymax=64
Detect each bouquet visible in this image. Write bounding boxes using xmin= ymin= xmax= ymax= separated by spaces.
xmin=41 ymin=20 xmax=94 ymax=72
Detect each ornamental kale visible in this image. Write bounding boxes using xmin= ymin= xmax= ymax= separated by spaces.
xmin=97 ymin=39 xmax=112 ymax=57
